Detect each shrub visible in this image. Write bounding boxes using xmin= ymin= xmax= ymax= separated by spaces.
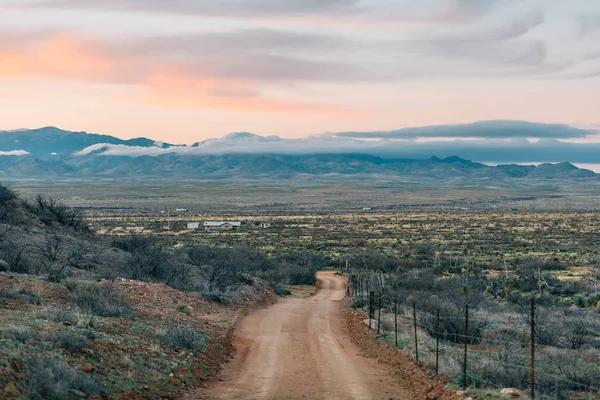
xmin=67 ymin=281 xmax=135 ymax=318
xmin=173 ymin=304 xmax=191 ymax=315
xmin=272 ymin=284 xmax=292 ymax=296
xmin=46 ymin=332 xmax=91 ymax=353
xmin=21 ymin=355 xmax=103 ymax=399
xmin=206 ymin=289 xmax=238 ymax=305
xmin=0 ymin=185 xmax=16 ymax=202
xmin=116 ymin=236 xmax=173 ymax=283
xmin=159 ymin=325 xmax=206 ymax=352
xmin=30 ymin=196 xmax=88 ymax=231
xmin=2 ymin=325 xmax=38 ymax=342
xmin=2 ymin=244 xmax=32 ymax=274
xmin=37 ymin=305 xmax=79 ymax=325
xmin=19 ymin=289 xmax=43 ymax=305
xmin=351 ymin=297 xmax=366 ymax=309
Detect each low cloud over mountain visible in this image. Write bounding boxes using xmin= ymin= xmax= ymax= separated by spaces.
xmin=58 ymin=120 xmax=600 ymax=164
xmin=0 ymin=121 xmax=599 ymax=179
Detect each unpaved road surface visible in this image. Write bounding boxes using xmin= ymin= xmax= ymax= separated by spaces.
xmin=198 ymin=271 xmax=411 ymax=400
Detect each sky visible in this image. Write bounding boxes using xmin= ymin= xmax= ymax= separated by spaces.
xmin=0 ymin=0 xmax=600 ymax=148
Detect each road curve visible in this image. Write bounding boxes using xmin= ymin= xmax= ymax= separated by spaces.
xmin=198 ymin=271 xmax=410 ymax=400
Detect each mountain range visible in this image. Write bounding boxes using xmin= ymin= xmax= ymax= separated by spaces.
xmin=0 ymin=126 xmax=597 ymax=180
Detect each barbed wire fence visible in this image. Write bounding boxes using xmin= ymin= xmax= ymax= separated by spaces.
xmin=347 ymin=272 xmax=600 ymax=400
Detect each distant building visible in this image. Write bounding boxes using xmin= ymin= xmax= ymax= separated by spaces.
xmin=204 ymin=221 xmax=242 ymax=231
xmin=187 ymin=222 xmax=200 ymax=229
xmin=363 ymin=207 xmax=372 ymax=211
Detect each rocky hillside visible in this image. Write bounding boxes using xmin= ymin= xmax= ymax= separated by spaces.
xmin=0 ymin=184 xmax=290 ymax=399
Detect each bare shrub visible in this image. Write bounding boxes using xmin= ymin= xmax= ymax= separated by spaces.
xmin=206 ymin=289 xmax=240 ymax=305
xmin=115 ymin=235 xmax=174 ymax=283
xmin=18 ymin=288 xmax=43 ymax=305
xmin=1 ymin=242 xmax=31 ymax=274
xmin=36 ymin=305 xmax=79 ymax=325
xmin=2 ymin=325 xmax=39 ymax=342
xmin=21 ymin=355 xmax=104 ymax=399
xmin=520 ymin=305 xmax=596 ymax=349
xmin=417 ymin=295 xmax=488 ymax=344
xmin=45 ymin=331 xmax=91 ymax=352
xmin=0 ymin=184 xmax=16 ymax=202
xmin=30 ymin=195 xmax=88 ymax=231
xmin=67 ymin=241 xmax=95 ymax=270
xmin=542 ymin=351 xmax=600 ymax=394
xmin=67 ymin=281 xmax=135 ymax=318
xmin=159 ymin=325 xmax=206 ymax=352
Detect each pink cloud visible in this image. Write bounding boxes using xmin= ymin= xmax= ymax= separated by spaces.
xmin=0 ymin=31 xmax=352 ymax=115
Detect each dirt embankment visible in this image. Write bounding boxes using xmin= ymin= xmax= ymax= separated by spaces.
xmin=0 ymin=273 xmax=277 ymax=400
xmin=343 ymin=306 xmax=459 ymax=400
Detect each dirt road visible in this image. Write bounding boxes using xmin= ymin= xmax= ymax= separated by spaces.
xmin=199 ymin=271 xmax=412 ymax=400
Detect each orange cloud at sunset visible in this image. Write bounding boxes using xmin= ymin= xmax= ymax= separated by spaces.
xmin=0 ymin=31 xmax=349 ymax=116
xmin=1 ymin=0 xmax=600 ymax=143
xmin=0 ymin=34 xmax=122 ymax=81
xmin=141 ymin=72 xmax=351 ymax=114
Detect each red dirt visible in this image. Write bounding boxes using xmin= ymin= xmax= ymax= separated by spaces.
xmin=343 ymin=304 xmax=458 ymax=400
xmin=190 ymin=272 xmax=456 ymax=400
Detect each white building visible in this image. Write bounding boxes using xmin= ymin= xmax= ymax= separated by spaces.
xmin=203 ymin=221 xmax=242 ymax=231
xmin=187 ymin=222 xmax=200 ymax=229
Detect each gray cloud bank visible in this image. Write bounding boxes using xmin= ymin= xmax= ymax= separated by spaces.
xmin=330 ymin=120 xmax=596 ymax=139
xmin=5 ymin=1 xmax=600 ymax=88
xmin=26 ymin=0 xmax=510 ymax=20
xmin=72 ymin=121 xmax=600 ymax=164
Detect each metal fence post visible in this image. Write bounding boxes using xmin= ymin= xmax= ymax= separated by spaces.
xmin=435 ymin=308 xmax=440 ymax=376
xmin=463 ymin=304 xmax=469 ymax=390
xmin=368 ymin=289 xmax=372 ymax=328
xmin=360 ymin=277 xmax=364 ymax=310
xmin=377 ymin=292 xmax=382 ymax=334
xmin=413 ymin=302 xmax=419 ymax=363
xmin=394 ymin=299 xmax=398 ymax=348
xmin=347 ymin=276 xmax=350 ymax=297
xmin=531 ymin=298 xmax=535 ymax=400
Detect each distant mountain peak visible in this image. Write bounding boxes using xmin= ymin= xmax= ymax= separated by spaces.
xmin=222 ymin=132 xmax=266 ymax=141
xmin=442 ymin=156 xmax=472 ymax=163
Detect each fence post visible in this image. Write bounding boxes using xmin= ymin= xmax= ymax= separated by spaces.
xmin=435 ymin=308 xmax=440 ymax=376
xmin=413 ymin=302 xmax=419 ymax=363
xmin=394 ymin=299 xmax=398 ymax=348
xmin=377 ymin=292 xmax=382 ymax=335
xmin=360 ymin=277 xmax=364 ymax=310
xmin=347 ymin=276 xmax=350 ymax=298
xmin=531 ymin=298 xmax=535 ymax=400
xmin=463 ymin=304 xmax=469 ymax=390
xmin=369 ymin=291 xmax=375 ymax=329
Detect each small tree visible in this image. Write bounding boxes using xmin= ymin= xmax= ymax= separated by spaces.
xmin=0 ymin=184 xmax=16 ymax=202
xmin=32 ymin=196 xmax=88 ymax=231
